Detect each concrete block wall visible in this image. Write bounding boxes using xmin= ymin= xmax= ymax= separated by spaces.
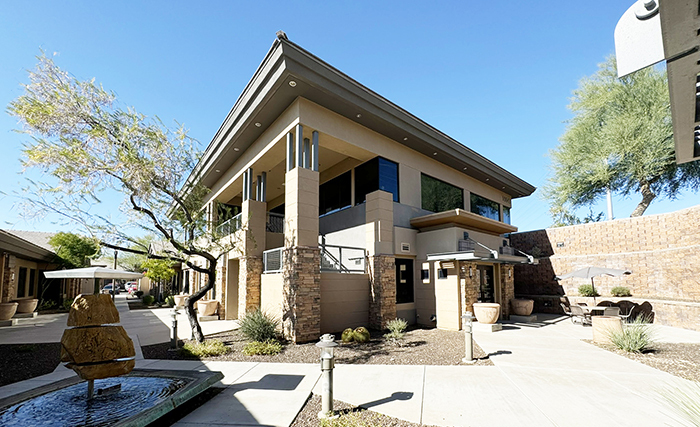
xmin=510 ymin=205 xmax=700 ymax=330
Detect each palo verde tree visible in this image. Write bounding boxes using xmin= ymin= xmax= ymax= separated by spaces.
xmin=8 ymin=54 xmax=236 ymax=342
xmin=545 ymin=56 xmax=700 ymax=221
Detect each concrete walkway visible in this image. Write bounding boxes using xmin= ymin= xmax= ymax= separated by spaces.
xmin=2 ymin=312 xmax=700 ymax=426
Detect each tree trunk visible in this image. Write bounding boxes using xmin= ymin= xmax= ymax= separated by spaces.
xmin=184 ymin=262 xmax=217 ymax=343
xmin=630 ymin=181 xmax=656 ymax=217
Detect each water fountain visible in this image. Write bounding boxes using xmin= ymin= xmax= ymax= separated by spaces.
xmin=0 ymin=294 xmax=222 ymax=426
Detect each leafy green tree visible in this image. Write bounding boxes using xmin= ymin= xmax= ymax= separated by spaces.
xmin=48 ymin=232 xmax=100 ymax=267
xmin=8 ymin=54 xmax=237 ymax=342
xmin=546 ymin=56 xmax=700 ymax=220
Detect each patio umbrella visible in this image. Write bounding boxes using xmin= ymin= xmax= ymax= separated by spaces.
xmin=555 ymin=266 xmax=632 ymax=297
xmin=45 ymin=267 xmax=143 ymax=295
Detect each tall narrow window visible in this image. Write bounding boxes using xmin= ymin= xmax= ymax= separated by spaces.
xmin=502 ymin=206 xmax=511 ymax=225
xmin=355 ymin=157 xmax=399 ymax=204
xmin=421 ymin=174 xmax=464 ymax=212
xmin=17 ymin=267 xmax=27 ymax=298
xmin=470 ymin=193 xmax=500 ymax=221
xmin=28 ymin=269 xmax=36 ymax=297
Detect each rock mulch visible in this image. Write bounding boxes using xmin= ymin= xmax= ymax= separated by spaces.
xmin=141 ymin=326 xmax=494 ymax=366
xmin=0 ymin=343 xmax=61 ymax=387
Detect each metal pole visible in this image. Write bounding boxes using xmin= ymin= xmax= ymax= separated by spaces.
xmin=462 ymin=312 xmax=475 ymax=364
xmin=170 ymin=308 xmax=179 ymax=349
xmin=112 ymin=250 xmax=118 ymax=302
xmin=320 ymin=355 xmax=333 ymax=416
xmin=87 ymin=379 xmax=94 ymax=399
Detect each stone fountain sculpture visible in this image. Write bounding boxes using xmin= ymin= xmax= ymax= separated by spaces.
xmin=60 ymin=294 xmax=135 ymax=398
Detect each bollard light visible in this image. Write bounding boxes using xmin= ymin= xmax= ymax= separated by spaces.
xmin=461 ymin=311 xmax=476 ymax=364
xmin=315 ymin=333 xmax=338 ymax=419
xmin=170 ymin=307 xmax=180 ymax=350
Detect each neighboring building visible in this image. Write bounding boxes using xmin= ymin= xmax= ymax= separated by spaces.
xmin=0 ymin=230 xmax=67 ymax=305
xmin=182 ymin=33 xmax=536 ymax=342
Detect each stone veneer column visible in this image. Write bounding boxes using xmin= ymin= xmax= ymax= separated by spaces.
xmin=500 ymin=264 xmax=515 ymax=318
xmin=282 ymin=165 xmax=321 ymax=343
xmin=236 ymin=199 xmax=266 ymax=317
xmin=366 ymin=190 xmax=396 ymax=330
xmin=1 ymin=254 xmax=13 ymax=303
xmin=459 ymin=262 xmax=480 ymax=329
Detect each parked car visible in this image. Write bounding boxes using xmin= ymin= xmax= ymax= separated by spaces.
xmin=101 ymin=284 xmax=120 ymax=295
xmin=125 ymin=282 xmax=138 ymax=294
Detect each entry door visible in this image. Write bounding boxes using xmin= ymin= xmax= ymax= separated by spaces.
xmin=477 ymin=265 xmax=495 ymax=303
xmin=396 ymin=259 xmax=414 ymax=304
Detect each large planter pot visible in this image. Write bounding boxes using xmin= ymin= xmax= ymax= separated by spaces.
xmin=473 ymin=303 xmax=501 ymax=324
xmin=510 ymin=298 xmax=534 ymax=316
xmin=15 ymin=298 xmax=38 ymax=313
xmin=592 ymin=316 xmax=623 ymax=345
xmin=0 ymin=302 xmax=18 ymax=320
xmin=196 ymin=300 xmax=219 ymax=316
xmin=174 ymin=295 xmax=188 ymax=308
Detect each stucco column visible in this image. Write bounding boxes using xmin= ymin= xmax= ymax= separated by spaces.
xmin=237 ymin=199 xmax=266 ymax=317
xmin=500 ymin=264 xmax=515 ymax=318
xmin=366 ymin=190 xmax=396 ymax=329
xmin=215 ymin=256 xmax=227 ymax=319
xmin=282 ymin=165 xmax=321 ymax=343
xmin=459 ymin=262 xmax=480 ymax=329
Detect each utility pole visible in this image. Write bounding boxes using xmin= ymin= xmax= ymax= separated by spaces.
xmin=112 ymin=250 xmax=118 ymax=302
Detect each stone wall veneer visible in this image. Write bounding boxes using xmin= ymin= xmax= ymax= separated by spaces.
xmin=282 ymin=246 xmax=321 ymax=343
xmin=368 ymin=255 xmax=396 ymax=330
xmin=238 ymin=256 xmax=262 ymax=316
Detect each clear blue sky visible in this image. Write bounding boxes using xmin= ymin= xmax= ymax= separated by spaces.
xmin=1 ymin=0 xmax=698 ymax=234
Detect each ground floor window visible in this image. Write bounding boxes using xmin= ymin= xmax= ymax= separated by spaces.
xmin=396 ymin=258 xmax=414 ymax=304
xmin=477 ymin=265 xmax=495 ymax=303
xmin=15 ymin=266 xmax=37 ymax=299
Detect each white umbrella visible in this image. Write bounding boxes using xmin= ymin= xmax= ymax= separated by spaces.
xmin=555 ymin=266 xmax=632 ymax=296
xmin=44 ymin=267 xmax=143 ymax=294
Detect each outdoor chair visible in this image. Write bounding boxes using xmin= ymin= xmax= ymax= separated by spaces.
xmin=569 ymin=305 xmax=592 ymax=325
xmin=619 ymin=306 xmax=635 ymax=323
xmin=603 ymin=307 xmax=620 ymax=316
xmin=560 ymin=303 xmax=572 ymax=321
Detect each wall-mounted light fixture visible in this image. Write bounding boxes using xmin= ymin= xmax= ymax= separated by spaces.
xmin=508 ymin=268 xmax=512 ymax=278
xmin=469 ymin=266 xmax=473 ymax=278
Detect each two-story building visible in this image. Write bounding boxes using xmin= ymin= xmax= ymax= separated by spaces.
xmin=182 ymin=32 xmax=536 ymax=342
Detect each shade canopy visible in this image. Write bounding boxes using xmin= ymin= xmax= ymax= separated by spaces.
xmin=44 ymin=267 xmax=143 ymax=280
xmin=555 ymin=267 xmax=632 ymax=281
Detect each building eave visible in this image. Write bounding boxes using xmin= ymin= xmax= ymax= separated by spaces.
xmin=410 ymin=209 xmax=518 ymax=235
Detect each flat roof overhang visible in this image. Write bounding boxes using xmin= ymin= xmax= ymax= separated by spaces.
xmin=0 ymin=230 xmax=55 ymax=262
xmin=426 ymin=251 xmax=536 ymax=265
xmin=183 ymin=35 xmax=536 ymax=203
xmin=410 ymin=209 xmax=517 ymax=235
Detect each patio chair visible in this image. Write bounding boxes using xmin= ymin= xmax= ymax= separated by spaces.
xmin=603 ymin=307 xmax=620 ymax=316
xmin=619 ymin=305 xmax=635 ymax=323
xmin=560 ymin=303 xmax=573 ymax=321
xmin=569 ymin=305 xmax=592 ymax=325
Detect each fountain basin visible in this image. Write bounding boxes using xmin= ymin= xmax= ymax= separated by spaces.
xmin=0 ymin=369 xmax=223 ymax=427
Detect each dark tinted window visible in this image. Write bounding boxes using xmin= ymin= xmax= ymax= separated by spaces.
xmin=421 ymin=174 xmax=464 ymax=212
xmin=319 ymin=171 xmax=351 ymax=215
xmin=470 ymin=193 xmax=500 ymax=221
xmin=355 ymin=157 xmax=399 ymax=204
xmin=17 ymin=267 xmax=27 ymax=297
xmin=503 ymin=205 xmax=511 ymax=225
xmin=28 ymin=269 xmax=36 ymax=297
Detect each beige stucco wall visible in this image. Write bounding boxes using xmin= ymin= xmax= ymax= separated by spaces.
xmin=394 ymin=227 xmax=417 ymax=256
xmin=416 ymin=227 xmax=507 ymax=259
xmin=320 ymin=272 xmax=370 ymax=333
xmin=260 ymin=273 xmax=284 ymax=324
xmin=433 ymin=263 xmax=461 ymax=330
xmin=415 ymin=260 xmax=436 ymax=327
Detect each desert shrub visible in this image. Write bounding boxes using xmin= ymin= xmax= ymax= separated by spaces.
xmin=142 ymin=295 xmax=155 ymax=306
xmin=384 ymin=318 xmax=408 ymax=344
xmin=62 ymin=298 xmax=74 ymax=311
xmin=341 ymin=328 xmax=355 ymax=343
xmin=578 ymin=284 xmax=600 ymax=297
xmin=659 ymin=383 xmax=700 ymax=427
xmin=608 ymin=315 xmax=655 ymax=353
xmin=39 ymin=300 xmax=57 ymax=311
xmin=135 ymin=290 xmax=144 ymax=298
xmin=165 ymin=295 xmax=175 ymax=307
xmin=243 ymin=339 xmax=282 ymax=356
xmin=319 ymin=410 xmax=382 ymax=427
xmin=179 ymin=339 xmax=228 ymax=358
xmin=353 ymin=327 xmax=370 ymax=343
xmin=239 ymin=309 xmax=279 ymax=342
xmin=611 ymin=286 xmax=631 ymax=297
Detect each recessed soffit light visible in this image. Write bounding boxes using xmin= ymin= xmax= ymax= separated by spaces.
xmin=289 ymin=80 xmax=297 ymax=87
xmin=255 ymin=122 xmax=261 ymax=127
xmin=215 ymin=169 xmax=221 ymax=173
xmin=356 ymin=113 xmax=362 ymax=118
xmin=433 ymin=152 xmax=438 ymax=156
xmin=233 ymin=147 xmax=240 ymax=152
xmin=403 ymin=137 xmax=408 ymax=141
xmin=486 ymin=178 xmax=490 ymax=182
xmin=463 ymin=167 xmax=467 ymax=170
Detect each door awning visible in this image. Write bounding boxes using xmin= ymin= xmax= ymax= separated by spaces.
xmin=426 ymin=237 xmax=537 ymax=265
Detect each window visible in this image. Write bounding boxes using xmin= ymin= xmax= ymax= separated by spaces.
xmin=355 ymin=157 xmax=399 ymax=204
xmin=396 ymin=259 xmax=414 ymax=304
xmin=16 ymin=267 xmax=27 ymax=298
xmin=421 ymin=174 xmax=464 ymax=212
xmin=437 ymin=268 xmax=448 ymax=279
xmin=28 ymin=269 xmax=36 ymax=297
xmin=503 ymin=205 xmax=511 ymax=225
xmin=319 ymin=171 xmax=351 ymax=215
xmin=470 ymin=193 xmax=500 ymax=221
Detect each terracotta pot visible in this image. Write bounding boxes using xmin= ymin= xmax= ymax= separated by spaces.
xmin=197 ymin=300 xmax=219 ymax=316
xmin=174 ymin=295 xmax=188 ymax=307
xmin=510 ymin=298 xmax=534 ymax=316
xmin=0 ymin=302 xmax=18 ymax=320
xmin=15 ymin=299 xmax=38 ymax=313
xmin=592 ymin=316 xmax=623 ymax=345
xmin=473 ymin=303 xmax=501 ymax=324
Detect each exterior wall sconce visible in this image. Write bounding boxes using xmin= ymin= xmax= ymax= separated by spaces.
xmin=316 ymin=334 xmax=338 ymax=419
xmin=469 ymin=266 xmax=473 ymax=278
xmin=509 ymin=268 xmax=512 ymax=278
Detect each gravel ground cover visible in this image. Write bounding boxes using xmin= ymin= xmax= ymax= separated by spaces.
xmin=141 ymin=326 xmax=494 ymax=366
xmin=587 ymin=340 xmax=700 ymax=382
xmin=0 ymin=343 xmax=61 ymax=387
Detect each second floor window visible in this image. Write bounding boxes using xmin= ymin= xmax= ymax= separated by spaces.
xmin=470 ymin=193 xmax=500 ymax=221
xmin=355 ymin=157 xmax=399 ymax=204
xmin=421 ymin=174 xmax=464 ymax=212
xmin=319 ymin=171 xmax=351 ymax=215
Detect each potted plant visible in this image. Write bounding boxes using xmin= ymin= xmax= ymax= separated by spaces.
xmin=0 ymin=302 xmax=18 ymax=320
xmin=197 ymin=300 xmax=219 ymax=316
xmin=472 ymin=303 xmax=501 ymax=324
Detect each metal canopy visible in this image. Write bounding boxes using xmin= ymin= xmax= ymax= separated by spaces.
xmin=426 ymin=251 xmax=535 ymax=265
xmin=43 ymin=267 xmax=143 ymax=279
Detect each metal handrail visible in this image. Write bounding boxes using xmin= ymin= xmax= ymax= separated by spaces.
xmin=216 ymin=213 xmax=242 ymax=236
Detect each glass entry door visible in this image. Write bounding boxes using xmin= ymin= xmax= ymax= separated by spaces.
xmin=477 ymin=265 xmax=495 ymax=303
xmin=396 ymin=259 xmax=414 ymax=304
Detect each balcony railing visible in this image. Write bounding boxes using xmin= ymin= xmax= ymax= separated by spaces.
xmin=266 ymin=212 xmax=285 ymax=233
xmin=216 ymin=213 xmax=242 ymax=236
xmin=262 ymin=244 xmax=367 ymax=274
